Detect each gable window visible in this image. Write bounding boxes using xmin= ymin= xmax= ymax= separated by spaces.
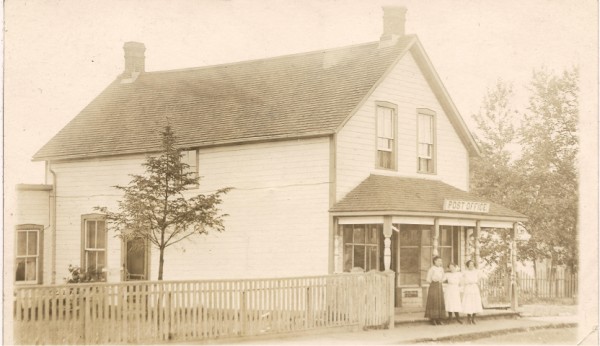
xmin=181 ymin=149 xmax=199 ymax=187
xmin=417 ymin=109 xmax=436 ymax=173
xmin=15 ymin=225 xmax=43 ymax=284
xmin=81 ymin=215 xmax=107 ymax=280
xmin=376 ymin=103 xmax=397 ymax=169
xmin=343 ymin=224 xmax=381 ymax=272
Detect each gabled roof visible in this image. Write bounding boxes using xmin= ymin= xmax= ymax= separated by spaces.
xmin=331 ymin=175 xmax=526 ymax=220
xmin=33 ymin=35 xmax=479 ymax=161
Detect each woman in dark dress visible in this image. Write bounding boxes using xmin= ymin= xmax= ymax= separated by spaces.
xmin=425 ymin=256 xmax=446 ymax=325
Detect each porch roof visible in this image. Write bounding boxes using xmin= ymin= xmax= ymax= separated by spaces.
xmin=330 ymin=175 xmax=526 ymax=220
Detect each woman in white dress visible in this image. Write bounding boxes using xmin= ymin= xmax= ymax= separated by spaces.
xmin=461 ymin=260 xmax=483 ymax=324
xmin=444 ymin=263 xmax=463 ymax=324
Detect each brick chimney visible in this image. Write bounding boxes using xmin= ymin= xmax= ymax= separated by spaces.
xmin=380 ymin=6 xmax=407 ymax=46
xmin=122 ymin=41 xmax=145 ymax=81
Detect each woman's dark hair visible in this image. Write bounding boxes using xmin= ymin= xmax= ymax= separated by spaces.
xmin=466 ymin=260 xmax=474 ymax=267
xmin=432 ymin=256 xmax=442 ymax=264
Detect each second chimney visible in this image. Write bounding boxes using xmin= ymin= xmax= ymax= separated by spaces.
xmin=123 ymin=41 xmax=146 ymax=80
xmin=380 ymin=6 xmax=407 ymax=43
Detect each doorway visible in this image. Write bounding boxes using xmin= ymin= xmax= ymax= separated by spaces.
xmin=124 ymin=237 xmax=149 ymax=281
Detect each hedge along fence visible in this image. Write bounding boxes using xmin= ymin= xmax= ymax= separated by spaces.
xmin=14 ymin=271 xmax=395 ymax=345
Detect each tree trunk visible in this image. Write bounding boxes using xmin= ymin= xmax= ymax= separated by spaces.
xmin=158 ymin=247 xmax=165 ymax=280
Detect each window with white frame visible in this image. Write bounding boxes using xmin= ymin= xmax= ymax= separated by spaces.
xmin=417 ymin=110 xmax=435 ymax=173
xmin=181 ymin=149 xmax=199 ymax=187
xmin=82 ymin=215 xmax=107 ymax=279
xmin=376 ymin=105 xmax=396 ymax=169
xmin=343 ymin=224 xmax=381 ymax=272
xmin=15 ymin=225 xmax=43 ymax=284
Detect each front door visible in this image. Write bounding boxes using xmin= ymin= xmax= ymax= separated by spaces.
xmin=124 ymin=238 xmax=148 ymax=281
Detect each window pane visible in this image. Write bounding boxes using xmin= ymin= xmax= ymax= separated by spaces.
xmin=344 ymin=245 xmax=353 ymax=272
xmin=399 ymin=248 xmax=418 ymax=272
xmin=368 ymin=246 xmax=378 ymax=271
xmin=440 ymin=248 xmax=452 ymax=269
xmin=353 ymin=245 xmax=365 ymax=270
xmin=86 ymin=251 xmax=96 ymax=271
xmin=97 ymin=251 xmax=106 ymax=270
xmin=421 ymin=228 xmax=432 ymax=246
xmin=367 ymin=226 xmax=378 ymax=244
xmin=86 ymin=221 xmax=96 ymax=248
xmin=353 ymin=227 xmax=365 ymax=244
xmin=418 ymin=114 xmax=432 ymax=143
xmin=25 ymin=258 xmax=37 ymax=281
xmin=378 ymin=150 xmax=392 ymax=168
xmin=420 ymin=246 xmax=432 ymax=284
xmin=17 ymin=231 xmax=27 ymax=256
xmin=440 ymin=227 xmax=451 ymax=246
xmin=453 ymin=229 xmax=460 ymax=264
xmin=96 ymin=221 xmax=106 ymax=249
xmin=27 ymin=231 xmax=38 ymax=255
xmin=343 ymin=226 xmax=353 ymax=244
xmin=399 ymin=228 xmax=420 ymax=246
xmin=15 ymin=259 xmax=25 ymax=281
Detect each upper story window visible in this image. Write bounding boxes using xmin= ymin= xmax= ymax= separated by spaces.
xmin=376 ymin=103 xmax=397 ymax=170
xmin=81 ymin=214 xmax=107 ymax=281
xmin=181 ymin=149 xmax=199 ymax=188
xmin=417 ymin=109 xmax=436 ymax=174
xmin=15 ymin=225 xmax=44 ymax=284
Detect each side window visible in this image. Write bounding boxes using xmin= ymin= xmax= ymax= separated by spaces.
xmin=81 ymin=215 xmax=107 ymax=281
xmin=181 ymin=149 xmax=199 ymax=188
xmin=343 ymin=224 xmax=381 ymax=272
xmin=417 ymin=109 xmax=436 ymax=173
xmin=376 ymin=103 xmax=397 ymax=170
xmin=15 ymin=225 xmax=44 ymax=284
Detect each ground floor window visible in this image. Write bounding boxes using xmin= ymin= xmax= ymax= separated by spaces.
xmin=439 ymin=226 xmax=461 ymax=268
xmin=15 ymin=225 xmax=43 ymax=284
xmin=81 ymin=215 xmax=107 ymax=281
xmin=342 ymin=224 xmax=382 ymax=272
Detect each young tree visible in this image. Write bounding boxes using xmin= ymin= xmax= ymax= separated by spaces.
xmin=96 ymin=126 xmax=230 ymax=280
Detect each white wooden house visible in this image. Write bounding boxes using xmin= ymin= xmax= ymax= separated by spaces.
xmin=16 ymin=7 xmax=525 ymax=310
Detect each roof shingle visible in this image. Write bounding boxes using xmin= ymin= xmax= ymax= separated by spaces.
xmin=34 ymin=37 xmax=416 ymax=161
xmin=331 ymin=175 xmax=526 ymax=219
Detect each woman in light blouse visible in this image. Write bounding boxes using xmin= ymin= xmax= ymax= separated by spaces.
xmin=461 ymin=260 xmax=483 ymax=324
xmin=425 ymin=256 xmax=446 ymax=325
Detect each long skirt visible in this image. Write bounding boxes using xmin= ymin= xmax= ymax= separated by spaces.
xmin=461 ymin=283 xmax=483 ymax=313
xmin=444 ymin=284 xmax=462 ymax=313
xmin=424 ymin=281 xmax=446 ymax=319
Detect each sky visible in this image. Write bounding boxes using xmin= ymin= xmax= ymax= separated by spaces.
xmin=4 ymin=0 xmax=597 ymax=187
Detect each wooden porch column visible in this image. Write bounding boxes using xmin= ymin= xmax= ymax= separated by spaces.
xmin=383 ymin=216 xmax=393 ymax=271
xmin=474 ymin=221 xmax=480 ymax=266
xmin=432 ymin=218 xmax=440 ymax=256
xmin=511 ymin=222 xmax=519 ymax=310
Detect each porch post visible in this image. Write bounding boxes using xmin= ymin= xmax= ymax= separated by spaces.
xmin=432 ymin=218 xmax=440 ymax=256
xmin=511 ymin=222 xmax=519 ymax=310
xmin=383 ymin=216 xmax=392 ymax=271
xmin=474 ymin=221 xmax=480 ymax=266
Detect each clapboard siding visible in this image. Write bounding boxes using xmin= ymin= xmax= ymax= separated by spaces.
xmin=336 ymin=50 xmax=469 ymax=202
xmin=50 ymin=137 xmax=330 ymax=283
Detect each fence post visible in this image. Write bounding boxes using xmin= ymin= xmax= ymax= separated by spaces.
xmin=306 ymin=286 xmax=313 ymax=329
xmin=240 ymin=290 xmax=247 ymax=336
xmin=385 ymin=270 xmax=395 ymax=329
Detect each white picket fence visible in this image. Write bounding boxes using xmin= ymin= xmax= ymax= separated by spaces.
xmin=14 ymin=271 xmax=395 ymax=344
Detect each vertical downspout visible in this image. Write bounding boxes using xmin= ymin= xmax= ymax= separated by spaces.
xmin=49 ymin=164 xmax=57 ymax=284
